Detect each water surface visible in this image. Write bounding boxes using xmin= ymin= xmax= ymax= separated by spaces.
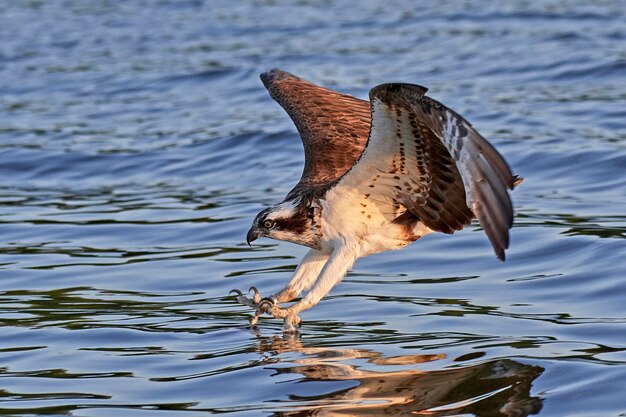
xmin=1 ymin=1 xmax=625 ymax=416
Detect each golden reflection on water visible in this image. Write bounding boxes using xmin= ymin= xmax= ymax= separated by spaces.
xmin=257 ymin=334 xmax=543 ymax=416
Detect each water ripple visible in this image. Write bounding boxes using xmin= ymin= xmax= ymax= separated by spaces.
xmin=0 ymin=0 xmax=625 ymax=416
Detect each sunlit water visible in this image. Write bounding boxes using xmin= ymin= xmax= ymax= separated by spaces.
xmin=1 ymin=1 xmax=625 ymax=416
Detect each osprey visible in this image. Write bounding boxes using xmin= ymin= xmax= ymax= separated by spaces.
xmin=231 ymin=69 xmax=522 ymax=332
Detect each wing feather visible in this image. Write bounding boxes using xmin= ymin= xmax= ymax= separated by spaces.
xmin=260 ymin=69 xmax=370 ymax=200
xmin=339 ymin=83 xmax=520 ymax=260
xmin=260 ymin=70 xmax=521 ymax=259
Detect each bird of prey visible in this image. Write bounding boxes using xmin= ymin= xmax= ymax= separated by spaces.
xmin=231 ymin=69 xmax=522 ymax=332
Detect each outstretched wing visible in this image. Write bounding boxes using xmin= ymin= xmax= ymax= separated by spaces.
xmin=261 ymin=69 xmax=370 ymax=200
xmin=339 ymin=83 xmax=521 ymax=260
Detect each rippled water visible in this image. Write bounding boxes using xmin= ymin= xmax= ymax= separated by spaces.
xmin=1 ymin=1 xmax=625 ymax=416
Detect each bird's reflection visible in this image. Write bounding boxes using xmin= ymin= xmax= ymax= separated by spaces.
xmin=256 ymin=334 xmax=543 ymax=417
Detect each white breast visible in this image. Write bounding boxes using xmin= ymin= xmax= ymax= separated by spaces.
xmin=320 ymin=185 xmax=432 ymax=257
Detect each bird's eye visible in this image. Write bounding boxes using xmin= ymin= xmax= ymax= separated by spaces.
xmin=263 ymin=220 xmax=275 ymax=229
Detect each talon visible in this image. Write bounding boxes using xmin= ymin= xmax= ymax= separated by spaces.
xmin=257 ymin=297 xmax=276 ymax=313
xmin=249 ymin=302 xmax=267 ymax=326
xmin=259 ymin=297 xmax=276 ymax=307
xmin=249 ymin=286 xmax=262 ymax=304
xmin=229 ymin=288 xmax=258 ymax=308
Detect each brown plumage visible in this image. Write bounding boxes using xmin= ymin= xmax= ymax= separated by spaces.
xmin=366 ymin=83 xmax=520 ymax=259
xmin=261 ymin=69 xmax=521 ymax=260
xmin=261 ymin=69 xmax=370 ymax=200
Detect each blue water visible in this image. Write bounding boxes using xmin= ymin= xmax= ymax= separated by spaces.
xmin=1 ymin=1 xmax=625 ymax=416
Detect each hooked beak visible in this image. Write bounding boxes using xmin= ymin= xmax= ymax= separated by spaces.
xmin=246 ymin=227 xmax=259 ymax=247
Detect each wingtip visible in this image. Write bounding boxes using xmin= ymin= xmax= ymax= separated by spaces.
xmin=260 ymin=68 xmax=299 ymax=89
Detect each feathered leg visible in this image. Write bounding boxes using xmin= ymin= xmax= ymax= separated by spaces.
xmin=266 ymin=243 xmax=359 ymax=332
xmin=230 ymin=248 xmax=331 ymax=324
xmin=271 ymin=248 xmax=332 ymax=303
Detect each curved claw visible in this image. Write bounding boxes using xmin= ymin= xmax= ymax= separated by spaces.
xmin=249 ymin=297 xmax=272 ymax=327
xmin=250 ymin=297 xmax=279 ymax=326
xmin=247 ymin=286 xmax=262 ymax=304
xmin=257 ymin=297 xmax=276 ymax=313
xmin=229 ymin=288 xmax=258 ymax=308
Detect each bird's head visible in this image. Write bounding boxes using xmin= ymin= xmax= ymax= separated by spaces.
xmin=247 ymin=200 xmax=322 ymax=249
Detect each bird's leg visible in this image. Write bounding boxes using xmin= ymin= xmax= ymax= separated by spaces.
xmin=230 ymin=249 xmax=331 ymax=325
xmin=249 ymin=249 xmax=331 ymax=326
xmin=272 ymin=249 xmax=332 ymax=303
xmin=265 ymin=243 xmax=359 ymax=332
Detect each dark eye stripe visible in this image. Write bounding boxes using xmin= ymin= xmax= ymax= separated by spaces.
xmin=273 ymin=217 xmax=308 ymax=234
